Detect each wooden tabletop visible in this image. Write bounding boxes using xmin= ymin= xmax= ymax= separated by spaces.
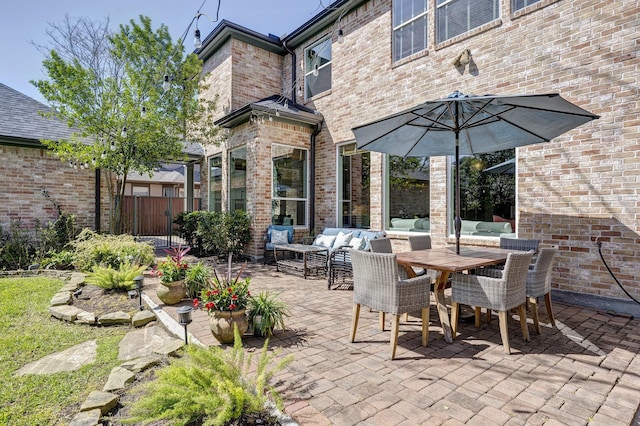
xmin=395 ymin=246 xmax=516 ymax=273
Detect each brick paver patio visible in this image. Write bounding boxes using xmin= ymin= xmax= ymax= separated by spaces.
xmin=146 ymin=261 xmax=640 ymax=426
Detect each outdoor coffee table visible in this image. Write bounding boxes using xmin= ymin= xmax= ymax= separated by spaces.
xmin=273 ymin=244 xmax=328 ymax=279
xmin=395 ymin=246 xmax=515 ymax=343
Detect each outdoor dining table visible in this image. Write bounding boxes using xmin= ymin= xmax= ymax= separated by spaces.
xmin=395 ymin=246 xmax=517 ymax=343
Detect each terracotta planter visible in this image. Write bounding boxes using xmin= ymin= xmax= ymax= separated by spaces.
xmin=209 ymin=309 xmax=249 ymax=344
xmin=156 ymin=280 xmax=186 ymax=305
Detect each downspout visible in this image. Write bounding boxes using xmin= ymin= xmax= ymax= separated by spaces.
xmin=95 ymin=168 xmax=101 ymax=232
xmin=282 ymin=40 xmax=297 ymax=103
xmin=310 ymin=121 xmax=322 ymax=234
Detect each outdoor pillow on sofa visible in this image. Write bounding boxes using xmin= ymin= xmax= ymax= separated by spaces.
xmin=313 ymin=234 xmax=336 ymax=248
xmin=270 ymin=229 xmax=290 ymax=245
xmin=332 ymin=231 xmax=353 ymax=249
xmin=348 ymin=237 xmax=366 ymax=250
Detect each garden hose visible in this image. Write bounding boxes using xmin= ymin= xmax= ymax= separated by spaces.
xmin=597 ymin=241 xmax=640 ymax=305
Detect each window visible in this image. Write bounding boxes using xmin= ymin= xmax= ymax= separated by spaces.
xmin=450 ymin=148 xmax=515 ymax=235
xmin=436 ymin=0 xmax=499 ymax=43
xmin=386 ymin=156 xmax=431 ymax=232
xmin=512 ymin=0 xmax=541 ymax=11
xmin=162 ymin=186 xmax=175 ymax=197
xmin=304 ymin=38 xmax=331 ymax=99
xmin=393 ymin=0 xmax=428 ymax=62
xmin=209 ymin=155 xmax=222 ymax=212
xmin=338 ymin=143 xmax=370 ymax=228
xmin=229 ymin=148 xmax=247 ymax=212
xmin=272 ymin=145 xmax=308 ymax=226
xmin=131 ymin=185 xmax=149 ymax=196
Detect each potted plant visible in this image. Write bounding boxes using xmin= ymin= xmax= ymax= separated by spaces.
xmin=184 ymin=261 xmax=210 ymax=299
xmin=153 ymin=245 xmax=190 ymax=305
xmin=247 ymin=291 xmax=290 ymax=337
xmin=194 ymin=263 xmax=252 ymax=344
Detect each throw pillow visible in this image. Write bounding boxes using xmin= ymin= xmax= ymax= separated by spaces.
xmin=313 ymin=234 xmax=336 ymax=248
xmin=348 ymin=237 xmax=365 ymax=250
xmin=271 ymin=229 xmax=289 ymax=245
xmin=332 ymin=231 xmax=353 ymax=249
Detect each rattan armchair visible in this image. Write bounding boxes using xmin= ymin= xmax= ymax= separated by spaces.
xmin=526 ymin=247 xmax=558 ymax=333
xmin=451 ymin=251 xmax=534 ymax=354
xmin=349 ymin=250 xmax=432 ymax=360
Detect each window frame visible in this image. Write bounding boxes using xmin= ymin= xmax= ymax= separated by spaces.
xmin=436 ymin=0 xmax=500 ymax=44
xmin=271 ymin=144 xmax=309 ymax=227
xmin=512 ymin=0 xmax=542 ymax=12
xmin=228 ymin=147 xmax=247 ymax=212
xmin=392 ymin=0 xmax=429 ymax=62
xmin=304 ymin=37 xmax=332 ymax=100
xmin=208 ymin=154 xmax=223 ymax=212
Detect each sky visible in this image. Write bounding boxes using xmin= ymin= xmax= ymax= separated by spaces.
xmin=0 ymin=0 xmax=327 ymax=103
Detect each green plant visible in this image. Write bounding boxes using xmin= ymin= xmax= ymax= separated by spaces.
xmin=71 ymin=229 xmax=155 ymax=271
xmin=181 ymin=210 xmax=251 ymax=259
xmin=0 ymin=220 xmax=36 ymax=270
xmin=195 ymin=263 xmax=251 ymax=313
xmin=39 ymin=249 xmax=75 ymax=270
xmin=247 ymin=291 xmax=290 ymax=337
xmin=124 ymin=327 xmax=293 ymax=425
xmin=184 ymin=261 xmax=210 ymax=299
xmin=85 ymin=262 xmax=148 ymax=291
xmin=153 ymin=245 xmax=190 ymax=284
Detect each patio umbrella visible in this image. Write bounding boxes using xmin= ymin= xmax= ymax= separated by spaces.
xmin=352 ymin=91 xmax=599 ymax=253
xmin=483 ymin=157 xmax=515 ymax=174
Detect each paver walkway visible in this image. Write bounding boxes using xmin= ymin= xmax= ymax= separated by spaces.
xmin=145 ymin=261 xmax=640 ymax=426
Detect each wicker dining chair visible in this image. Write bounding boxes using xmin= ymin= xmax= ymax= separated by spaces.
xmin=349 ymin=250 xmax=432 ymax=360
xmin=408 ymin=235 xmax=432 ymax=251
xmin=526 ymin=247 xmax=558 ymax=334
xmin=451 ymin=251 xmax=534 ymax=354
xmin=500 ymin=237 xmax=540 ymax=253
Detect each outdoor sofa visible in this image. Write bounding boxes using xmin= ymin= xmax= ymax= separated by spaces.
xmin=304 ymin=227 xmax=386 ymax=289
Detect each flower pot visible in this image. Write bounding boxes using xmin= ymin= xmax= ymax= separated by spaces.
xmin=156 ymin=280 xmax=186 ymax=305
xmin=252 ymin=315 xmax=274 ymax=338
xmin=209 ymin=309 xmax=249 ymax=344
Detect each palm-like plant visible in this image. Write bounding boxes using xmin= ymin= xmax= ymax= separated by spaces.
xmin=247 ymin=291 xmax=290 ymax=337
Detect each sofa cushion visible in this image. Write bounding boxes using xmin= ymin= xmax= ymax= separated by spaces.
xmin=332 ymin=231 xmax=353 ymax=249
xmin=270 ymin=229 xmax=289 ymax=245
xmin=313 ymin=234 xmax=336 ymax=248
xmin=348 ymin=237 xmax=366 ymax=250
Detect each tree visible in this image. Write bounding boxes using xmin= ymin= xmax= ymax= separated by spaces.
xmin=32 ymin=15 xmax=222 ymax=234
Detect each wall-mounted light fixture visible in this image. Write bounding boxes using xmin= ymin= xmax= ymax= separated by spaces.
xmin=452 ymin=49 xmax=472 ymax=68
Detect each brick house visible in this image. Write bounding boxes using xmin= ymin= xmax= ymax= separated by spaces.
xmin=0 ymin=82 xmax=106 ymax=230
xmin=196 ymin=0 xmax=638 ymax=301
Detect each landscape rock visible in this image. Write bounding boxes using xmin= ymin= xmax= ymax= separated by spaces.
xmin=98 ymin=311 xmax=131 ymax=325
xmin=153 ymin=338 xmax=185 ymax=357
xmin=68 ymin=408 xmax=101 ymax=426
xmin=132 ymin=310 xmax=156 ymax=327
xmin=50 ymin=292 xmax=72 ymax=306
xmin=119 ymin=354 xmax=163 ymax=373
xmin=15 ymin=340 xmax=97 ymax=376
xmin=76 ymin=311 xmax=96 ymax=325
xmin=119 ymin=326 xmax=174 ymax=360
xmin=79 ymin=390 xmax=119 ymax=415
xmin=69 ymin=272 xmax=85 ymax=286
xmin=103 ymin=366 xmax=136 ymax=392
xmin=49 ymin=305 xmax=84 ymax=321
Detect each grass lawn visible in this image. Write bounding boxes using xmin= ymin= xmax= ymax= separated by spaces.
xmin=0 ymin=276 xmax=128 ymax=425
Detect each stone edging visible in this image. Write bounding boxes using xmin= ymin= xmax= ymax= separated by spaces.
xmin=48 ymin=272 xmax=157 ymax=328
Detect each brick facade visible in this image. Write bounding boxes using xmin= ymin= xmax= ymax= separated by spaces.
xmin=199 ymin=0 xmax=639 ymax=300
xmin=0 ymin=145 xmax=109 ymax=231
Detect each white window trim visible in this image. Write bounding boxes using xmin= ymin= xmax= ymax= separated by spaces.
xmin=271 ymin=144 xmax=309 ymax=228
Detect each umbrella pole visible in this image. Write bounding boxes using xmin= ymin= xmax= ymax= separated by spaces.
xmin=455 ymin=138 xmax=461 ymax=255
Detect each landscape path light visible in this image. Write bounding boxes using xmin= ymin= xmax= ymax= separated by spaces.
xmin=176 ymin=306 xmax=193 ymax=345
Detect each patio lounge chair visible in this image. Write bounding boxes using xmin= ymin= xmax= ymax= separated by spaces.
xmin=263 ymin=224 xmax=294 ymax=264
xmin=451 ymin=251 xmax=534 ymax=354
xmin=349 ymin=250 xmax=432 ymax=360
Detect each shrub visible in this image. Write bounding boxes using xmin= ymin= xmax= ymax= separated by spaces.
xmin=71 ymin=229 xmax=155 ymax=271
xmin=85 ymin=263 xmax=148 ymax=291
xmin=181 ymin=211 xmax=251 ymax=259
xmin=40 ymin=250 xmax=75 ymax=270
xmin=0 ymin=220 xmax=36 ymax=270
xmin=125 ymin=328 xmax=293 ymax=425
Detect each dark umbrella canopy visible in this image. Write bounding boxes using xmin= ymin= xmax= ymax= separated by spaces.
xmin=483 ymin=157 xmax=515 ymax=175
xmin=352 ymin=91 xmax=599 ymax=253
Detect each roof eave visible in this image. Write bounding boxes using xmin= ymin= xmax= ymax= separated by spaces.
xmin=196 ymin=20 xmax=285 ymax=62
xmin=214 ymin=103 xmax=323 ymax=129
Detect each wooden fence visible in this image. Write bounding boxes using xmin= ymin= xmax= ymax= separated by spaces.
xmin=121 ymin=196 xmax=201 ymax=236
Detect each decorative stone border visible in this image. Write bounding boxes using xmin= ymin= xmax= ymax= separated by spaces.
xmin=48 ymin=272 xmax=157 ymax=328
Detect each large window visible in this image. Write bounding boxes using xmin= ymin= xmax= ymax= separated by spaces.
xmin=512 ymin=0 xmax=541 ymax=11
xmin=338 ymin=144 xmax=370 ymax=229
xmin=272 ymin=145 xmax=308 ymax=226
xmin=209 ymin=155 xmax=222 ymax=212
xmin=229 ymin=148 xmax=246 ymax=212
xmin=436 ymin=0 xmax=499 ymax=43
xmin=386 ymin=156 xmax=431 ymax=233
xmin=304 ymin=37 xmax=332 ymax=99
xmin=393 ymin=0 xmax=428 ymax=61
xmin=450 ymin=148 xmax=515 ymax=235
